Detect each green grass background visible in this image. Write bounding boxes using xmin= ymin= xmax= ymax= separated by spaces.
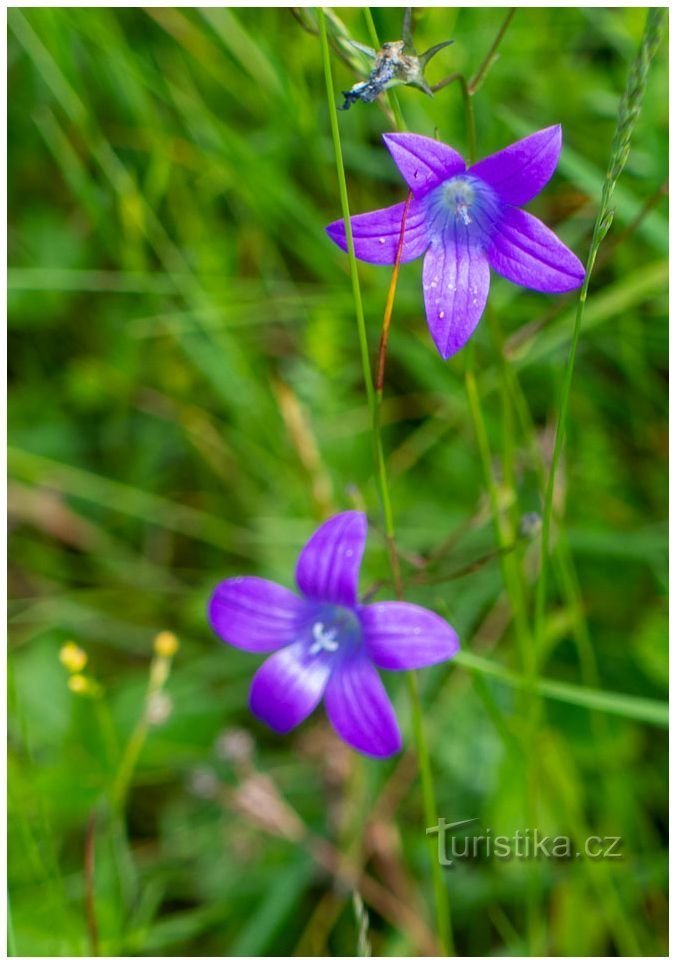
xmin=8 ymin=6 xmax=667 ymax=956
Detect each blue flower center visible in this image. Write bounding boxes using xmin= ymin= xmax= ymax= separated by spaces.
xmin=307 ymin=605 xmax=361 ymax=658
xmin=426 ymin=174 xmax=500 ymax=240
xmin=441 ymin=176 xmax=477 ymax=225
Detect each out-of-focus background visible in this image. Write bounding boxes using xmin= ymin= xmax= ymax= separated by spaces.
xmin=8 ymin=7 xmax=667 ymax=957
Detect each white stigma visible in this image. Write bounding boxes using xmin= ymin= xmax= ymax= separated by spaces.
xmin=309 ymin=622 xmax=340 ymax=655
xmin=441 ymin=177 xmax=475 ymax=225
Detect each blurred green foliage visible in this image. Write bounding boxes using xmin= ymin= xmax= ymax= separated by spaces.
xmin=8 ymin=7 xmax=667 ymax=956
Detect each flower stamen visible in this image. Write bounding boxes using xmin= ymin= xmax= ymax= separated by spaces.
xmin=309 ymin=622 xmax=340 ymax=655
xmin=441 ymin=177 xmax=476 ymax=225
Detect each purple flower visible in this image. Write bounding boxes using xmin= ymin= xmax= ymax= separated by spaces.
xmin=326 ymin=126 xmax=585 ymax=359
xmin=208 ymin=511 xmax=459 ymax=758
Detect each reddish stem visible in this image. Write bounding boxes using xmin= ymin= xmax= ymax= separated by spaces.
xmin=375 ymin=191 xmax=413 ymax=393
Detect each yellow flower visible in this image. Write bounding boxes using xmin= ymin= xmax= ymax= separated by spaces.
xmin=59 ymin=642 xmax=88 ymax=674
xmin=68 ymin=674 xmax=89 ymax=694
xmin=153 ymin=631 xmax=179 ymax=658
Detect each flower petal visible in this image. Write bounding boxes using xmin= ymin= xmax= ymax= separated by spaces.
xmin=209 ymin=577 xmax=308 ymax=653
xmin=295 ymin=511 xmax=367 ymax=607
xmin=383 ymin=132 xmax=466 ymax=198
xmin=468 ymin=125 xmax=562 ymax=206
xmin=324 ymin=653 xmax=401 ymax=757
xmin=422 ymin=225 xmax=491 ymax=359
xmin=249 ymin=641 xmax=332 ymax=733
xmin=361 ymin=602 xmax=459 ymax=670
xmin=325 ymin=199 xmax=429 ymax=265
xmin=487 ymin=207 xmax=585 ymax=293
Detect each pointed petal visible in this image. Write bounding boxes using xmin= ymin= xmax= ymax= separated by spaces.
xmin=249 ymin=641 xmax=332 ymax=733
xmin=361 ymin=602 xmax=459 ymax=670
xmin=422 ymin=226 xmax=491 ymax=359
xmin=383 ymin=132 xmax=465 ymax=197
xmin=295 ymin=511 xmax=367 ymax=607
xmin=326 ymin=199 xmax=429 ymax=265
xmin=468 ymin=125 xmax=562 ymax=206
xmin=487 ymin=207 xmax=585 ymax=293
xmin=209 ymin=577 xmax=307 ymax=653
xmin=324 ymin=653 xmax=401 ymax=757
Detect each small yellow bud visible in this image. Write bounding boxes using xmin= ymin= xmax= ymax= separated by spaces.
xmin=153 ymin=631 xmax=179 ymax=658
xmin=67 ymin=674 xmax=102 ymax=698
xmin=68 ymin=673 xmax=89 ymax=694
xmin=59 ymin=642 xmax=88 ymax=674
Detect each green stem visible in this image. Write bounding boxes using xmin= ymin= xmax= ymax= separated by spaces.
xmin=319 ymin=11 xmax=451 ymax=954
xmin=7 ymin=893 xmax=17 ymax=956
xmin=94 ymin=694 xmax=119 ymax=770
xmin=319 ymin=10 xmax=375 ymax=415
xmin=466 ymin=283 xmax=541 ymax=964
xmin=454 ymin=651 xmax=667 ymax=727
xmin=110 ymin=717 xmax=149 ymax=813
xmin=457 ymin=76 xmax=477 ymax=164
xmin=458 ymin=15 xmax=540 ymax=943
xmin=534 ymin=7 xmax=665 ymax=664
xmin=407 ymin=672 xmax=453 ymax=955
xmin=468 ymin=9 xmax=517 ymax=94
xmin=110 ymin=654 xmax=173 ymax=811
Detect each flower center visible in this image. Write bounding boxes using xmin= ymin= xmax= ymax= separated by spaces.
xmin=441 ymin=176 xmax=476 ymax=225
xmin=307 ymin=605 xmax=361 ymax=657
xmin=426 ymin=174 xmax=500 ymax=241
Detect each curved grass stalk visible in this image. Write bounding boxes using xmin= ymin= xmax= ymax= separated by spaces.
xmin=534 ymin=8 xmax=665 ymax=657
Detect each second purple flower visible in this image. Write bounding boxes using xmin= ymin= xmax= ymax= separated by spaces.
xmin=326 ymin=126 xmax=585 ymax=359
xmin=208 ymin=511 xmax=459 ymax=758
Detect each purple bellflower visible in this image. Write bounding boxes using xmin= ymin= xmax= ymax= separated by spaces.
xmin=208 ymin=511 xmax=459 ymax=758
xmin=326 ymin=126 xmax=585 ymax=359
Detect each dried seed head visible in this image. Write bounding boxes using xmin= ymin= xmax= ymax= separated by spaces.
xmin=215 ymin=727 xmax=255 ymax=764
xmin=146 ymin=691 xmax=173 ymax=727
xmin=187 ymin=766 xmax=220 ymax=800
xmin=339 ymin=12 xmax=453 ymax=110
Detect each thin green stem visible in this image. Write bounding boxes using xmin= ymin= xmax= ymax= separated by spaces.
xmin=468 ymin=9 xmax=517 ymax=94
xmin=110 ymin=652 xmax=174 ymax=811
xmin=486 ymin=311 xmax=637 ymax=944
xmin=94 ymin=694 xmax=119 ymax=770
xmin=319 ymin=10 xmax=375 ymax=416
xmin=457 ymin=10 xmax=540 ymax=946
xmin=454 ymin=651 xmax=667 ymax=727
xmin=320 ymin=9 xmax=395 ymax=548
xmin=457 ymin=76 xmax=477 ymax=164
xmin=110 ymin=717 xmax=149 ymax=813
xmin=534 ymin=8 xmax=665 ymax=657
xmin=7 ymin=893 xmax=18 ymax=956
xmin=320 ymin=11 xmax=451 ymax=953
xmin=407 ymin=672 xmax=453 ymax=955
xmin=464 ymin=354 xmax=533 ymax=674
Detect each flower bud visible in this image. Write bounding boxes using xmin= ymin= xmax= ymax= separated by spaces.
xmin=153 ymin=631 xmax=179 ymax=658
xmin=59 ymin=642 xmax=88 ymax=674
xmin=67 ymin=674 xmax=101 ymax=697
